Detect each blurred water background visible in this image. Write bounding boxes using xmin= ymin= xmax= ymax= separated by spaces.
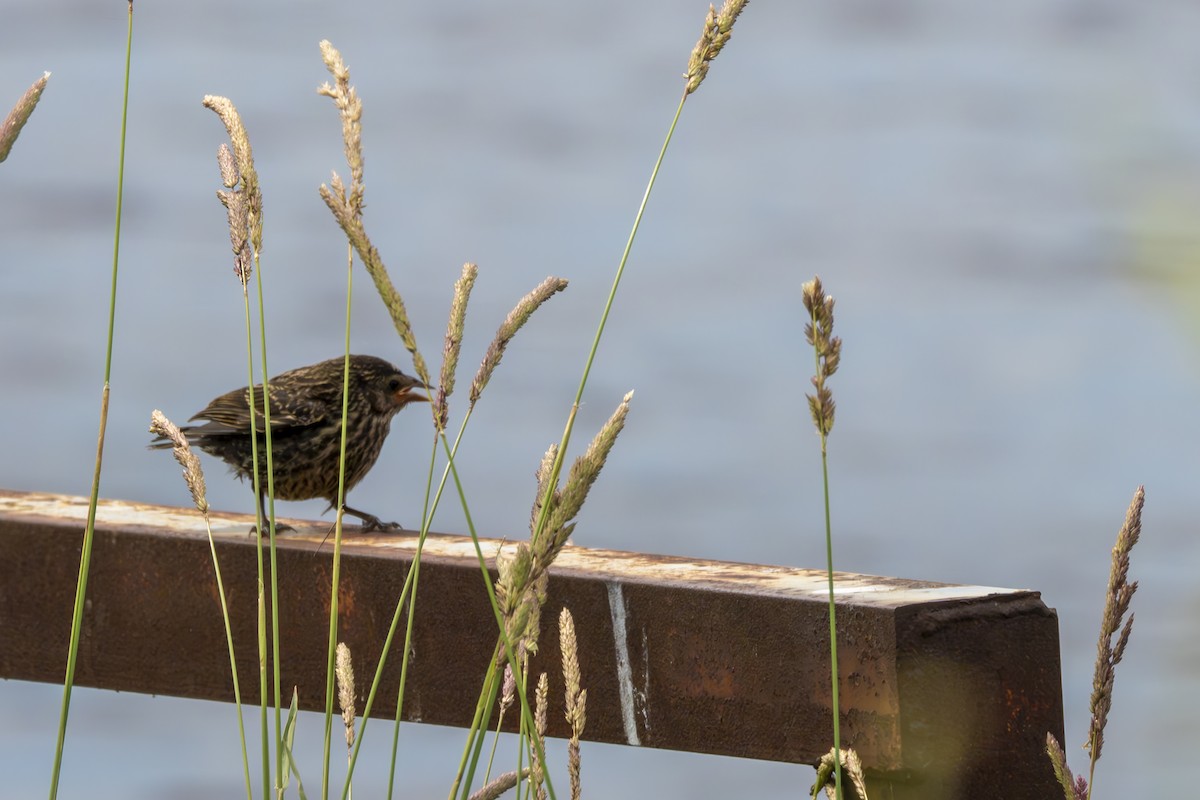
xmin=4 ymin=0 xmax=1200 ymax=797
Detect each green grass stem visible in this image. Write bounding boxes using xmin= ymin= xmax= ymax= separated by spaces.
xmin=47 ymin=5 xmax=133 ymax=797
xmin=804 ymin=278 xmax=843 ymax=800
xmin=202 ymin=514 xmax=253 ymax=799
xmin=528 ymin=89 xmax=684 ymax=563
xmin=818 ymin=437 xmax=843 ymax=800
xmin=249 ymin=247 xmax=284 ymax=799
xmin=322 ymin=247 xmax=358 ymax=800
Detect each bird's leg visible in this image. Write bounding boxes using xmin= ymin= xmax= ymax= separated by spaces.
xmin=252 ymin=490 xmax=295 ymax=536
xmin=342 ymin=503 xmax=402 ymax=532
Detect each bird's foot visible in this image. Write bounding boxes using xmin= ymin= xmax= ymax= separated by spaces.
xmin=343 ymin=504 xmax=403 ymax=533
xmin=249 ymin=521 xmax=297 ymax=537
xmin=356 ymin=514 xmax=403 ymax=533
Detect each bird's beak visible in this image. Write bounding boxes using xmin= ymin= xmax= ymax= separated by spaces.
xmin=395 ymin=380 xmax=430 ymax=404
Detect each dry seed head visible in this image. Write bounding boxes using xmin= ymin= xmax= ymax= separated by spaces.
xmin=468 ymin=770 xmax=527 ymax=800
xmin=561 ymin=606 xmax=588 ymax=800
xmin=530 ymin=443 xmax=560 ymax=536
xmin=567 ymin=685 xmax=586 ymax=800
xmin=813 ymin=747 xmax=868 ymax=800
xmin=559 ymin=607 xmax=582 ymax=713
xmin=318 ymin=40 xmax=365 ymax=213
xmin=516 ymin=571 xmax=549 ymax=658
xmin=316 ymin=177 xmax=431 ymax=389
xmin=0 ymin=72 xmax=50 ymax=163
xmin=806 ymin=386 xmax=836 ymax=437
xmin=502 ymin=601 xmax=532 ymax=668
xmin=532 ymin=672 xmax=550 ymax=800
xmin=436 ymin=263 xmax=478 ymax=430
xmin=841 ymin=749 xmax=868 ymax=800
xmin=543 ymin=391 xmax=633 ymax=550
xmin=535 ymin=672 xmax=549 ymax=738
xmin=201 ymin=95 xmax=263 ymax=253
xmin=496 ymin=542 xmax=534 ymax=616
xmin=802 ymin=276 xmax=841 ymax=436
xmin=1085 ymin=485 xmax=1144 ymax=761
xmin=216 ymin=143 xmax=239 ymax=188
xmin=149 ymin=410 xmax=209 ymax=514
xmin=469 ymin=277 xmax=568 ymax=407
xmin=312 ymin=42 xmax=436 ymax=401
xmin=684 ymin=0 xmax=749 ymax=95
xmin=499 ymin=662 xmax=516 ymax=713
xmin=336 ymin=642 xmax=357 ymax=749
xmin=1046 ymin=733 xmax=1082 ymax=800
xmin=572 ymin=688 xmax=587 ymax=732
xmin=215 ymin=145 xmax=253 ymax=285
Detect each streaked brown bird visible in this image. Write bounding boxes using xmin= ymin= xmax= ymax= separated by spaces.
xmin=152 ymin=355 xmax=428 ymax=531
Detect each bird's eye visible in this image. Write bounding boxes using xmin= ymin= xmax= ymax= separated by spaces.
xmin=387 ymin=377 xmax=403 ymax=392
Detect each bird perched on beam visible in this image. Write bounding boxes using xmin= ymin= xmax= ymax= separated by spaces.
xmin=151 ymin=354 xmax=428 ymax=531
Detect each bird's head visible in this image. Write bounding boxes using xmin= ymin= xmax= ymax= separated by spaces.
xmin=384 ymin=372 xmax=429 ymax=410
xmin=352 ymin=355 xmax=430 ymax=414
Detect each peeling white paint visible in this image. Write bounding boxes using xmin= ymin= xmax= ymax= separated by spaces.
xmin=606 ymin=581 xmax=640 ymax=746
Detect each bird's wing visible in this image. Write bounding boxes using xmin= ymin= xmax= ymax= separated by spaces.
xmin=189 ymin=383 xmax=331 ymax=433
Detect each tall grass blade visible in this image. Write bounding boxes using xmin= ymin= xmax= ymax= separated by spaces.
xmin=48 ymin=5 xmax=133 ymax=796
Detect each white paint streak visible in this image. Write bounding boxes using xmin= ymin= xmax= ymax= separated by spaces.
xmin=606 ymin=581 xmax=641 ymax=746
xmin=639 ymin=625 xmax=651 ymax=732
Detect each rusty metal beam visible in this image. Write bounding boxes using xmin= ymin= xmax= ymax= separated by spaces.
xmin=0 ymin=490 xmax=1063 ymax=799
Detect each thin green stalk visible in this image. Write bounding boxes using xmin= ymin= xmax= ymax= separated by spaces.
xmin=444 ymin=94 xmax=690 ymax=799
xmin=323 ymin=248 xmax=357 ymax=800
xmin=204 ymin=518 xmax=253 ymax=799
xmin=445 ymin=643 xmax=503 ymax=800
xmin=451 ymin=84 xmax=694 ymax=800
xmin=379 ymin=438 xmax=441 ymax=800
xmin=462 ymin=663 xmax=507 ymax=800
xmin=514 ymin=666 xmax=531 ymax=800
xmin=530 ymin=90 xmax=684 ymax=556
xmin=819 ymin=439 xmax=843 ymax=800
xmin=257 ymin=561 xmax=268 ymax=797
xmin=437 ymin=437 xmax=553 ymax=800
xmin=150 ymin=410 xmax=253 ymax=798
xmin=207 ymin=90 xmax=275 ymax=797
xmin=357 ymin=404 xmax=523 ymax=799
xmin=481 ymin=676 xmax=510 ymax=787
xmin=240 ymin=284 xmax=270 ymax=800
xmin=251 ymin=240 xmax=284 ymax=800
xmin=365 ymin=424 xmax=492 ymax=800
xmin=804 ymin=276 xmax=843 ymax=800
xmin=48 ymin=5 xmax=132 ymax=797
xmin=1087 ymin=736 xmax=1097 ymax=800
xmin=322 ymin=505 xmax=347 ymax=800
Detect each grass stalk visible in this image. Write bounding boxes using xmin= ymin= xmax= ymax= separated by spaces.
xmin=243 ymin=171 xmax=282 ymax=800
xmin=230 ymin=278 xmax=271 ymax=799
xmin=149 ymin=412 xmax=254 ymax=798
xmin=528 ymin=94 xmax=681 ymax=543
xmin=322 ymin=246 xmax=358 ymax=800
xmin=336 ymin=643 xmax=357 ymax=800
xmin=47 ymin=5 xmax=132 ymax=797
xmin=313 ymin=44 xmax=563 ymax=798
xmin=528 ymin=0 xmax=747 ymax=584
xmin=204 ymin=91 xmax=276 ymax=796
xmin=317 ymin=6 xmax=750 ymax=791
xmin=440 ymin=437 xmax=554 ymax=800
xmin=255 ymin=278 xmax=284 ymax=799
xmin=802 ymin=277 xmax=844 ymax=800
xmin=1047 ymin=487 xmax=1144 ymax=800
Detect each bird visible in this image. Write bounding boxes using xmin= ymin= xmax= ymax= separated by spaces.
xmin=151 ymin=354 xmax=428 ymax=532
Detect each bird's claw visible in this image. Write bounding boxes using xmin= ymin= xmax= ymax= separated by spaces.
xmin=249 ymin=522 xmax=297 ymax=537
xmin=358 ymin=515 xmax=403 ymax=533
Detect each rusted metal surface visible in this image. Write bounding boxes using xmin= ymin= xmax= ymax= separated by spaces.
xmin=0 ymin=489 xmax=1063 ymax=799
